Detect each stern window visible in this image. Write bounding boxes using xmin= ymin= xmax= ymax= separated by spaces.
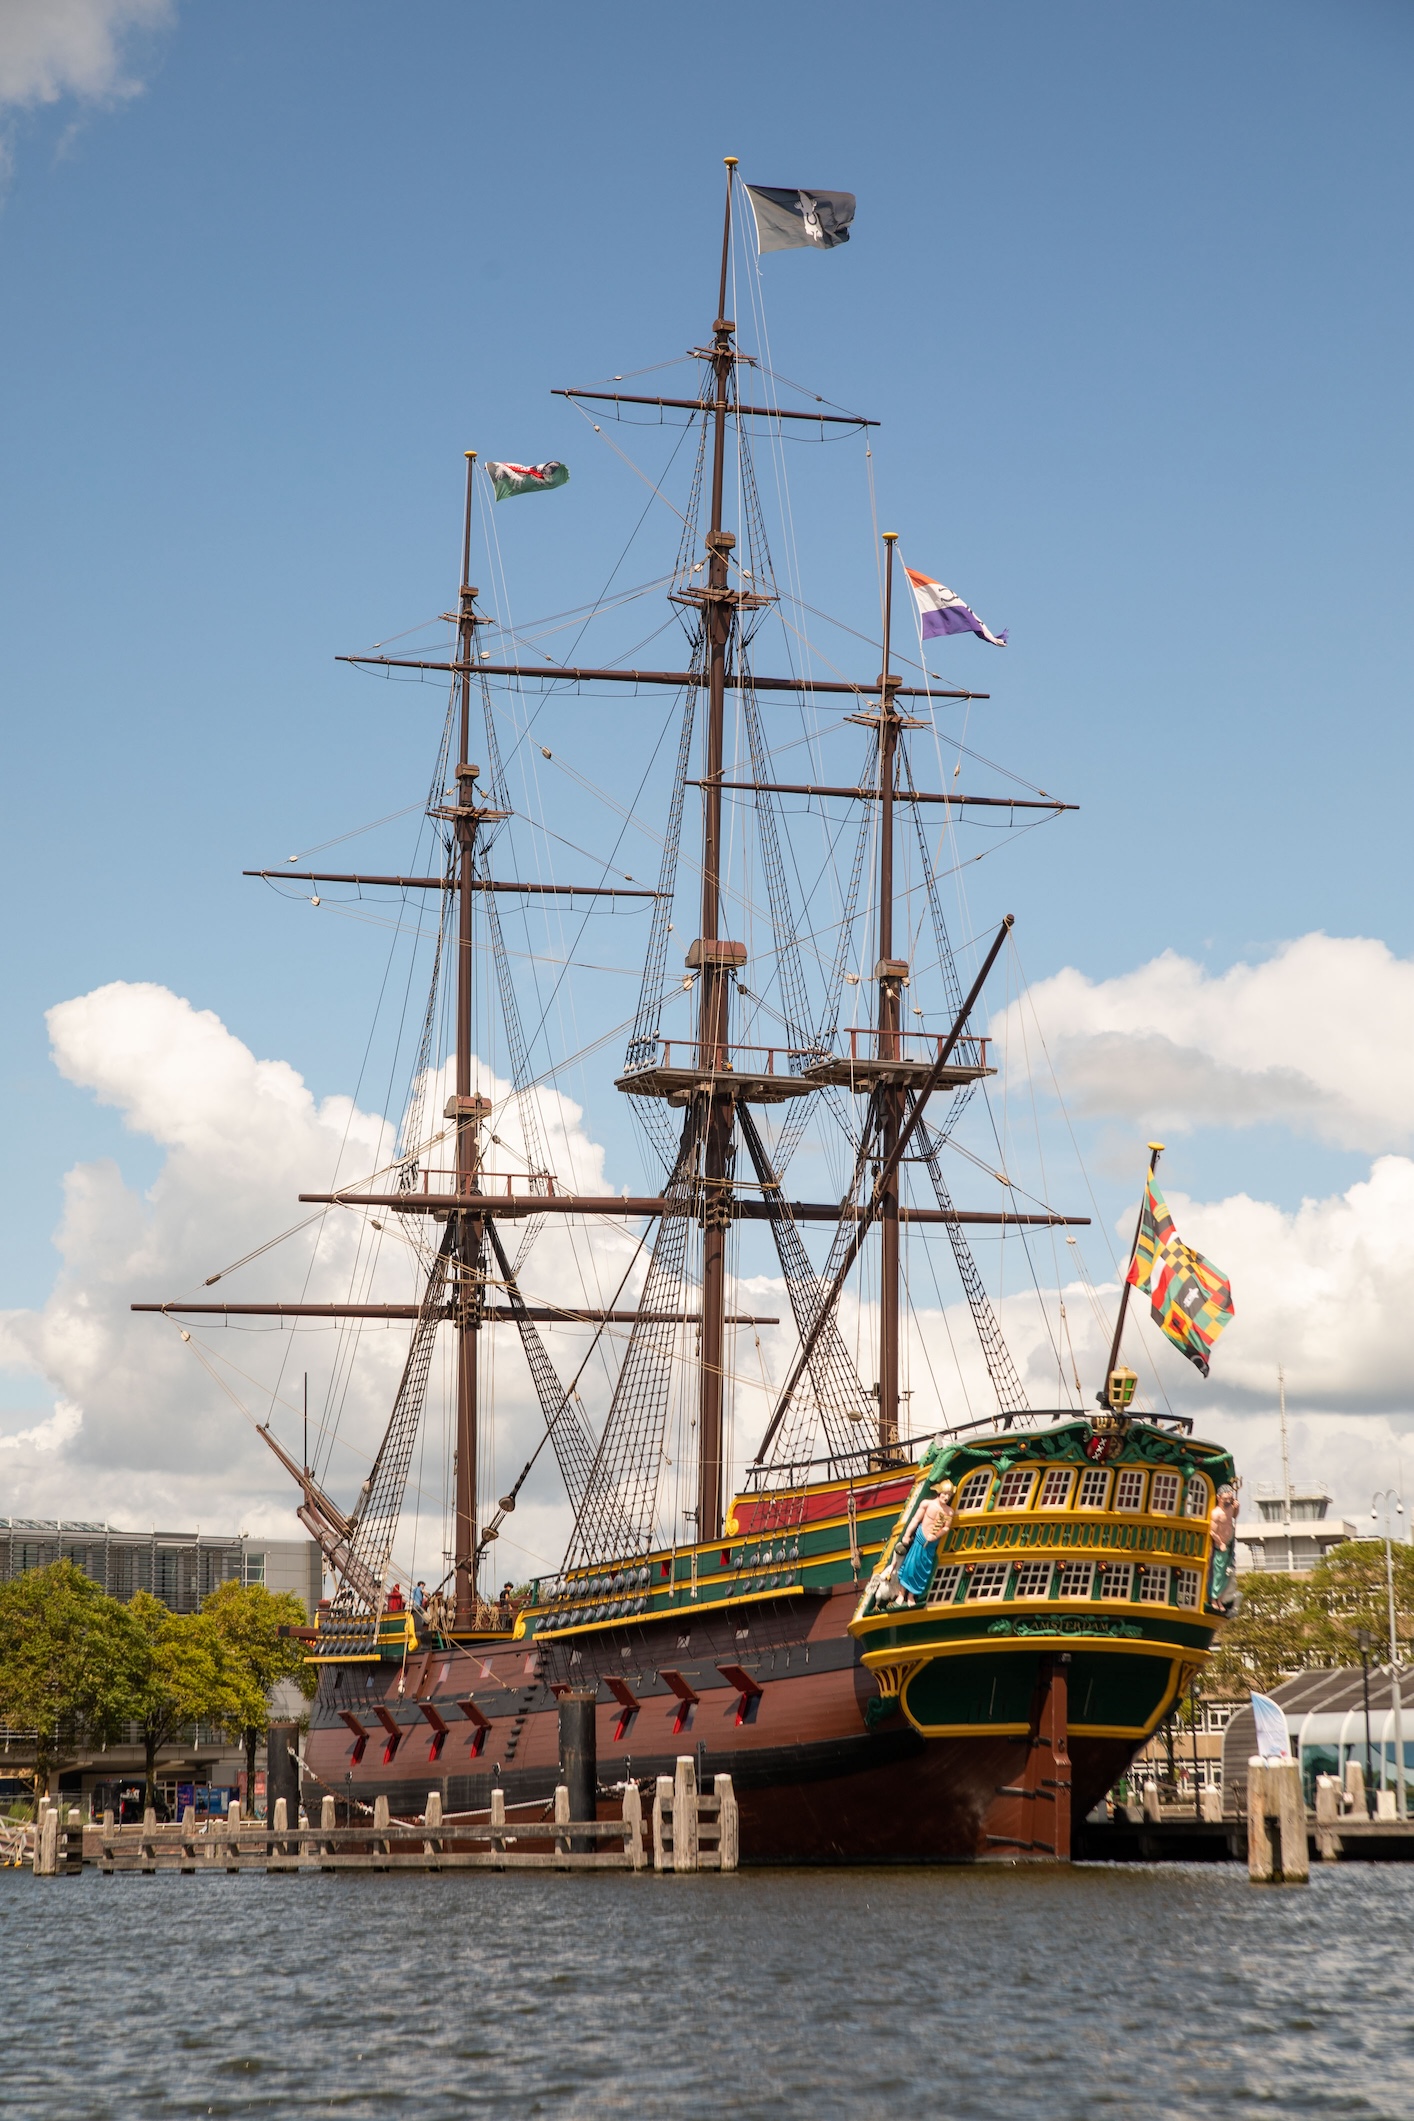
xmin=1115 ymin=1470 xmax=1146 ymax=1512
xmin=927 ymin=1563 xmax=964 ymax=1606
xmin=1038 ymin=1468 xmax=1074 ymax=1508
xmin=1138 ymin=1565 xmax=1170 ymax=1604
xmin=956 ymin=1469 xmax=993 ymax=1513
xmin=1150 ymin=1472 xmax=1180 ymax=1516
xmin=966 ymin=1561 xmax=1011 ymax=1601
xmin=1184 ymin=1477 xmax=1211 ymax=1518
xmin=1099 ymin=1563 xmax=1134 ymax=1600
xmin=1078 ymin=1469 xmax=1111 ymax=1509
xmin=1174 ymin=1569 xmax=1200 ymax=1608
xmin=1057 ymin=1561 xmax=1094 ymax=1599
xmin=1013 ymin=1560 xmax=1054 ymax=1599
xmin=995 ymin=1469 xmax=1036 ymax=1510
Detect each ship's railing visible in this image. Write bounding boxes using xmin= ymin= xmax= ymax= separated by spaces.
xmin=620 ymin=1033 xmax=991 ymax=1077
xmin=742 ymin=1436 xmax=932 ymax=1490
xmin=414 ymin=1169 xmax=560 ymax=1198
xmin=623 ymin=1039 xmax=826 ymax=1078
xmin=834 ymin=1028 xmax=990 ymax=1070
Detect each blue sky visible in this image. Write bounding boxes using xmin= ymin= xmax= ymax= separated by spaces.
xmin=1 ymin=1 xmax=1411 ymax=1534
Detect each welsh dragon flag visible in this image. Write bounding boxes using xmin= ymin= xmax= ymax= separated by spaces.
xmin=1126 ymin=1176 xmax=1234 ymax=1378
xmin=485 ymin=460 xmax=569 ymax=502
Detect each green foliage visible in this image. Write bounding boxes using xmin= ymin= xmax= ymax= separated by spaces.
xmin=121 ymin=1591 xmax=246 ymax=1807
xmin=1209 ymin=1570 xmax=1315 ymax=1695
xmin=1208 ymin=1539 xmax=1414 ymax=1698
xmin=1307 ymin=1540 xmax=1414 ymax=1667
xmin=0 ymin=1561 xmax=134 ymax=1791
xmin=0 ymin=1564 xmax=318 ymax=1806
xmin=202 ymin=1581 xmax=310 ymax=1700
xmin=202 ymin=1580 xmax=313 ymax=1791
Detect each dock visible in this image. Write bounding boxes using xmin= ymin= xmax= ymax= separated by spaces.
xmin=26 ymin=1759 xmax=737 ymax=1877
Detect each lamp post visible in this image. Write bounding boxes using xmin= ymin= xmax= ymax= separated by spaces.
xmin=1372 ymin=1487 xmax=1406 ymax=1820
xmin=1355 ymin=1626 xmax=1376 ymax=1818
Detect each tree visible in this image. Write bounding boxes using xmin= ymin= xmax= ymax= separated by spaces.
xmin=1307 ymin=1539 xmax=1414 ymax=1668
xmin=0 ymin=1561 xmax=133 ymax=1800
xmin=1208 ymin=1569 xmax=1314 ymax=1696
xmin=119 ymin=1592 xmax=246 ymax=1810
xmin=202 ymin=1580 xmax=312 ymax=1800
xmin=1205 ymin=1540 xmax=1414 ymax=1702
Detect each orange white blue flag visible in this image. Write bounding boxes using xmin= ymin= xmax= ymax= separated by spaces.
xmin=903 ymin=567 xmax=1007 ymax=646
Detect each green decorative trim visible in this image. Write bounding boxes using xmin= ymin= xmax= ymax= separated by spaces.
xmin=861 ymin=1609 xmax=1215 ymax=1654
xmin=987 ymin=1615 xmax=1143 ymax=1640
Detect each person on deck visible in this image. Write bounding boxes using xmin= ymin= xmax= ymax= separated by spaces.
xmin=895 ymin=1481 xmax=956 ymax=1607
xmin=386 ymin=1583 xmax=405 ymax=1614
xmin=497 ymin=1583 xmax=516 ymax=1630
xmin=411 ymin=1581 xmax=427 ymax=1616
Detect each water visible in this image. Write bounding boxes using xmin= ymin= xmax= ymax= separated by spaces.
xmin=3 ymin=1864 xmax=1412 ymax=2118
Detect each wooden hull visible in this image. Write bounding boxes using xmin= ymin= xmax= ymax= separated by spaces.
xmin=305 ymin=1584 xmax=1143 ymax=1861
xmin=306 ymin=1420 xmax=1233 ymax=1860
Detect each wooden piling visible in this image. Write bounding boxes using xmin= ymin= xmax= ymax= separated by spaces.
xmin=267 ymin=1721 xmax=299 ymax=1834
xmin=490 ymin=1786 xmax=506 ymax=1864
xmin=672 ymin=1756 xmax=699 ymax=1872
xmin=320 ymin=1794 xmax=337 ymax=1870
xmin=558 ymin=1689 xmax=597 ymax=1853
xmin=33 ymin=1805 xmax=57 ymax=1877
xmin=1247 ymin=1758 xmax=1309 ymax=1883
xmin=423 ymin=1791 xmax=443 ymax=1860
xmin=622 ymin=1781 xmax=645 ymax=1870
xmin=652 ymin=1775 xmax=672 ymax=1871
xmin=715 ymin=1775 xmax=739 ymax=1872
xmin=553 ymin=1784 xmax=571 ymax=1861
xmin=1315 ymin=1774 xmax=1343 ymax=1861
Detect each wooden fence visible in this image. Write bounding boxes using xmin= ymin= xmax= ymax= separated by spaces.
xmin=27 ymin=1759 xmax=737 ymax=1877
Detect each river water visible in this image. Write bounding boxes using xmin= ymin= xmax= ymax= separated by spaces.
xmin=2 ymin=1863 xmax=1411 ymax=2118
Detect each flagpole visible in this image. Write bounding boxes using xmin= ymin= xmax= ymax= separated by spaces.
xmin=1099 ymin=1141 xmax=1164 ymax=1407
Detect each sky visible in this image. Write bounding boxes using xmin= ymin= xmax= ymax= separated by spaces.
xmin=0 ymin=0 xmax=1410 ymax=1572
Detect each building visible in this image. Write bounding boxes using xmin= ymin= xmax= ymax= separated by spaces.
xmin=0 ymin=1519 xmax=323 ymax=1616
xmin=1222 ymin=1665 xmax=1414 ymax=1810
xmin=0 ymin=1518 xmax=323 ymax=1814
xmin=1235 ymin=1487 xmax=1357 ymax=1574
xmin=1127 ymin=1696 xmax=1239 ymax=1800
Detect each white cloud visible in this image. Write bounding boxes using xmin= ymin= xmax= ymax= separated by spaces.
xmin=5 ymin=963 xmax=1410 ymax=1570
xmin=0 ymin=0 xmax=172 ymax=111
xmin=997 ymin=933 xmax=1414 ymax=1152
xmin=0 ymin=1398 xmax=82 ymax=1453
xmin=0 ymin=982 xmax=642 ymax=1581
xmin=881 ymin=1154 xmax=1414 ymax=1524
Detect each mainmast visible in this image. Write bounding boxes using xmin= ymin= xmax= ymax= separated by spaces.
xmin=691 ymin=156 xmax=745 ymax=1543
xmin=450 ymin=452 xmax=493 ymax=1626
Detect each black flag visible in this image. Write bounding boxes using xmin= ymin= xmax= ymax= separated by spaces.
xmin=743 ymin=186 xmax=855 ymax=254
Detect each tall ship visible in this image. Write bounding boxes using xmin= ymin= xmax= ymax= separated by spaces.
xmin=138 ymin=165 xmax=1237 ymax=1859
